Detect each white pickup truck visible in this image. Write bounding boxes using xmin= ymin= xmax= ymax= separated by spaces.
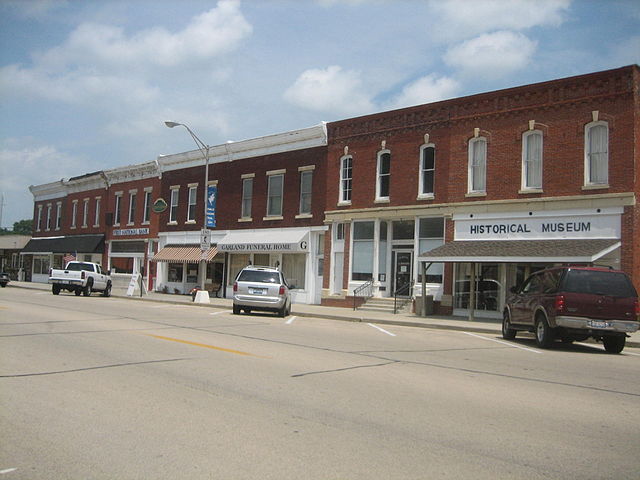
xmin=49 ymin=261 xmax=112 ymax=297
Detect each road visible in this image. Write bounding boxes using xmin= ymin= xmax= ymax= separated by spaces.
xmin=1 ymin=288 xmax=639 ymax=479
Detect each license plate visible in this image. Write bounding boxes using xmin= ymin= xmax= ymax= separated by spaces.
xmin=589 ymin=321 xmax=610 ymax=329
xmin=249 ymin=288 xmax=265 ymax=295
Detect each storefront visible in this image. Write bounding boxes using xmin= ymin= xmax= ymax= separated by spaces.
xmin=152 ymin=244 xmax=220 ymax=295
xmin=418 ymin=207 xmax=622 ymax=319
xmin=216 ymin=226 xmax=326 ymax=304
xmin=20 ymin=234 xmax=105 ymax=283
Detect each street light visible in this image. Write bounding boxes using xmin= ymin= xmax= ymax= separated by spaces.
xmin=165 ymin=121 xmax=212 ymax=301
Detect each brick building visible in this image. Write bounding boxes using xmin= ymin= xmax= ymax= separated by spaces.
xmin=322 ymin=65 xmax=639 ymax=318
xmin=154 ymin=124 xmax=328 ymax=303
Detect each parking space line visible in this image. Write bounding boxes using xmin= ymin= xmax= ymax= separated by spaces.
xmin=367 ymin=323 xmax=396 ymax=336
xmin=285 ymin=316 xmax=297 ymax=324
xmin=209 ymin=311 xmax=227 ymax=315
xmin=575 ymin=342 xmax=640 ymax=356
xmin=462 ymin=332 xmax=542 ymax=354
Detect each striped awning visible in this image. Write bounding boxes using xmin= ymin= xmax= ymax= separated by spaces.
xmin=152 ymin=245 xmax=219 ymax=263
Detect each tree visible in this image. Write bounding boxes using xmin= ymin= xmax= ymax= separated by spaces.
xmin=0 ymin=219 xmax=33 ymax=235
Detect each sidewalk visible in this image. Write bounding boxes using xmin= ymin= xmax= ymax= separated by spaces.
xmin=5 ymin=281 xmax=639 ymax=348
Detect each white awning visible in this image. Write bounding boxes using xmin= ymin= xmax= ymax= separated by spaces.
xmin=217 ymin=229 xmax=309 ymax=253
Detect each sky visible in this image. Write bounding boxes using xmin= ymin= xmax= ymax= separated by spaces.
xmin=1 ymin=0 xmax=639 ymax=229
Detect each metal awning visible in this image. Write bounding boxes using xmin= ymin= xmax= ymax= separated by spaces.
xmin=418 ymin=239 xmax=620 ymax=263
xmin=21 ymin=235 xmax=105 ymax=254
xmin=216 ymin=229 xmax=309 ymax=253
xmin=152 ymin=245 xmax=219 ymax=263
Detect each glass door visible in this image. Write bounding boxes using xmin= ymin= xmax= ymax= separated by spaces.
xmin=392 ymin=250 xmax=413 ymax=297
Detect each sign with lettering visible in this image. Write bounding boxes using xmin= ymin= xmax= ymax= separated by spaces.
xmin=113 ymin=228 xmax=150 ymax=236
xmin=152 ymin=198 xmax=168 ymax=213
xmin=206 ymin=185 xmax=217 ymax=228
xmin=454 ymin=209 xmax=621 ymax=241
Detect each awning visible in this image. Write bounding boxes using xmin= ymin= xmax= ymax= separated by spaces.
xmin=418 ymin=239 xmax=620 ymax=263
xmin=216 ymin=229 xmax=309 ymax=253
xmin=21 ymin=235 xmax=105 ymax=254
xmin=152 ymin=245 xmax=219 ymax=263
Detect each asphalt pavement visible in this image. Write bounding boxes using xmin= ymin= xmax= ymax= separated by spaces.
xmin=5 ymin=280 xmax=639 ymax=348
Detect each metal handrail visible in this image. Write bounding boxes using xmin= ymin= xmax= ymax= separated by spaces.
xmin=353 ymin=279 xmax=374 ymax=310
xmin=393 ymin=280 xmax=414 ymax=314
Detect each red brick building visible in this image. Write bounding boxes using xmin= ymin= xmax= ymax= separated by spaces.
xmin=322 ymin=65 xmax=639 ymax=318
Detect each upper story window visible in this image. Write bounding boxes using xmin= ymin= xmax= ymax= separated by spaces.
xmin=55 ymin=201 xmax=62 ymax=230
xmin=241 ymin=176 xmax=253 ymax=219
xmin=339 ymin=155 xmax=352 ymax=205
xmin=187 ymin=185 xmax=197 ymax=223
xmin=127 ymin=191 xmax=137 ymax=225
xmin=36 ymin=205 xmax=43 ymax=232
xmin=298 ymin=168 xmax=313 ymax=216
xmin=585 ymin=121 xmax=608 ymax=186
xmin=70 ymin=200 xmax=78 ymax=229
xmin=82 ymin=198 xmax=89 ymax=227
xmin=169 ymin=187 xmax=179 ymax=223
xmin=418 ymin=144 xmax=435 ymax=198
xmin=45 ymin=204 xmax=52 ymax=231
xmin=522 ymin=130 xmax=543 ymax=190
xmin=266 ymin=171 xmax=284 ymax=218
xmin=94 ymin=197 xmax=101 ymax=227
xmin=468 ymin=137 xmax=487 ymax=194
xmin=376 ymin=151 xmax=391 ymax=201
xmin=114 ymin=193 xmax=122 ymax=225
xmin=143 ymin=189 xmax=152 ymax=224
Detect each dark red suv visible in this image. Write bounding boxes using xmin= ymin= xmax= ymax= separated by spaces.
xmin=503 ymin=266 xmax=639 ymax=353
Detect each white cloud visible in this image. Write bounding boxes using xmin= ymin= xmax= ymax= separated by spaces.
xmin=284 ymin=65 xmax=374 ymax=116
xmin=37 ymin=0 xmax=251 ymax=70
xmin=0 ymin=141 xmax=87 ymax=227
xmin=444 ymin=31 xmax=537 ymax=78
xmin=428 ymin=0 xmax=570 ymax=41
xmin=385 ymin=74 xmax=460 ymax=110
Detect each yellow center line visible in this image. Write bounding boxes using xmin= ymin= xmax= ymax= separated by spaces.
xmin=142 ymin=333 xmax=268 ymax=358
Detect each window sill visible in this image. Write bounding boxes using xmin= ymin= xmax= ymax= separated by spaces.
xmin=416 ymin=193 xmax=434 ymax=201
xmin=337 ymin=201 xmax=351 ymax=207
xmin=237 ymin=217 xmax=253 ymax=223
xmin=518 ymin=188 xmax=543 ymax=194
xmin=295 ymin=213 xmax=313 ymax=219
xmin=263 ymin=216 xmax=283 ymax=221
xmin=167 ymin=221 xmax=178 ymax=225
xmin=126 ymin=223 xmax=134 ymax=226
xmin=70 ymin=226 xmax=77 ymax=230
xmin=465 ymin=192 xmax=486 ymax=198
xmin=141 ymin=221 xmax=150 ymax=225
xmin=185 ymin=220 xmax=196 ymax=225
xmin=582 ymin=184 xmax=609 ymax=190
xmin=374 ymin=198 xmax=390 ymax=204
xmin=93 ymin=224 xmax=100 ymax=228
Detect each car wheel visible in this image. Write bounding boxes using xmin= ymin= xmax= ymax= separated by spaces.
xmin=75 ymin=288 xmax=82 ymax=296
xmin=534 ymin=315 xmax=554 ymax=348
xmin=52 ymin=284 xmax=61 ymax=295
xmin=232 ymin=305 xmax=241 ymax=315
xmin=602 ymin=336 xmax=625 ymax=354
xmin=83 ymin=283 xmax=92 ymax=297
xmin=278 ymin=305 xmax=286 ymax=318
xmin=102 ymin=282 xmax=112 ymax=297
xmin=502 ymin=311 xmax=516 ymax=340
xmin=244 ymin=309 xmax=251 ymax=314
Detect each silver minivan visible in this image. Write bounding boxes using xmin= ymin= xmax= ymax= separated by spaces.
xmin=232 ymin=265 xmax=291 ymax=317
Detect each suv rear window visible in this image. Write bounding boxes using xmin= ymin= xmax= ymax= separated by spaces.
xmin=562 ymin=270 xmax=637 ymax=297
xmin=237 ymin=270 xmax=280 ymax=284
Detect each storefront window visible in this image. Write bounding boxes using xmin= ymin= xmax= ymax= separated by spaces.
xmin=392 ymin=220 xmax=414 ymax=240
xmin=33 ymin=256 xmax=50 ymax=275
xmin=352 ymin=221 xmax=374 ymax=281
xmin=418 ymin=218 xmax=444 ymax=283
xmin=168 ymin=263 xmax=183 ymax=283
xmin=282 ymin=254 xmax=306 ymax=289
xmin=454 ymin=263 xmax=501 ymax=311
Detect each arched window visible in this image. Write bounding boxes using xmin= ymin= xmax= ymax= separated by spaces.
xmin=585 ymin=121 xmax=608 ymax=186
xmin=522 ymin=130 xmax=543 ymax=190
xmin=418 ymin=144 xmax=435 ymax=198
xmin=468 ymin=137 xmax=487 ymax=193
xmin=376 ymin=150 xmax=391 ymax=201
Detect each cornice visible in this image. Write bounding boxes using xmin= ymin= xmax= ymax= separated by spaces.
xmin=104 ymin=161 xmax=160 ymax=185
xmin=158 ymin=123 xmax=328 ymax=173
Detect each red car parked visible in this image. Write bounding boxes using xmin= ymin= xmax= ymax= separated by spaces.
xmin=503 ymin=266 xmax=639 ymax=353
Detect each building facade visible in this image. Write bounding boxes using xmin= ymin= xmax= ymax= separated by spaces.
xmin=322 ymin=65 xmax=639 ymax=318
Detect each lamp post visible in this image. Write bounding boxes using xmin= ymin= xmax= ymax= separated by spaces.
xmin=165 ymin=121 xmax=212 ymax=301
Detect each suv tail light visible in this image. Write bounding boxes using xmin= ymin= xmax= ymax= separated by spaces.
xmin=554 ymin=295 xmax=565 ymax=314
xmin=233 ymin=282 xmax=238 ymax=292
xmin=279 ymin=285 xmax=285 ymax=295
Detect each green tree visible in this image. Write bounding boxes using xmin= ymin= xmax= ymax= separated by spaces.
xmin=1 ymin=219 xmax=33 ymax=235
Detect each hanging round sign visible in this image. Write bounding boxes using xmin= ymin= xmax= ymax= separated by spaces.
xmin=152 ymin=198 xmax=168 ymax=213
